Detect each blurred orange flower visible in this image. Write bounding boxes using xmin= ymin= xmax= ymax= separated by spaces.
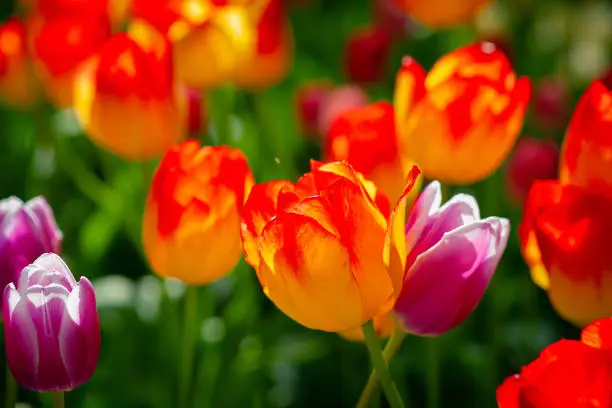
xmin=560 ymin=80 xmax=612 ymax=195
xmin=497 ymin=318 xmax=612 ymax=407
xmin=0 ymin=18 xmax=39 ymax=108
xmin=394 ymin=42 xmax=531 ymax=184
xmin=73 ymin=21 xmax=187 ymax=160
xmin=132 ymin=0 xmax=254 ymax=88
xmin=240 ymin=161 xmax=421 ymax=332
xmin=393 ymin=0 xmax=492 ymax=28
xmin=325 ymin=101 xmax=419 ymax=203
xmin=143 ymin=141 xmax=254 ymax=285
xmin=29 ymin=15 xmax=111 ymax=108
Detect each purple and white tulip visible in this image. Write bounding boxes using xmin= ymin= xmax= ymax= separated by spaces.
xmin=394 ymin=181 xmax=510 ymax=336
xmin=3 ymin=253 xmax=100 ymax=392
xmin=0 ymin=196 xmax=62 ymax=316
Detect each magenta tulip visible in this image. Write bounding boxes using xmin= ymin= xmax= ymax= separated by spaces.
xmin=394 ymin=181 xmax=509 ymax=336
xmin=0 ymin=196 xmax=62 ymax=316
xmin=3 ymin=253 xmax=100 ymax=391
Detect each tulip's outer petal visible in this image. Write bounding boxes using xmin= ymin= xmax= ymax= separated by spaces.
xmin=340 ymin=312 xmax=396 ymax=342
xmin=395 ymin=217 xmax=508 ymax=335
xmin=58 ymin=277 xmax=100 ymax=389
xmin=495 ymin=375 xmax=521 ymax=408
xmin=393 ymin=0 xmax=492 ymax=28
xmin=582 ymin=318 xmax=612 ymax=350
xmin=560 ymin=80 xmax=612 ymax=196
xmin=241 ymin=180 xmax=295 ymax=269
xmin=24 ymin=196 xmax=63 ymax=254
xmin=394 ymin=56 xmax=426 ymax=129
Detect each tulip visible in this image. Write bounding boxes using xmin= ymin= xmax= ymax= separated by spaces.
xmin=233 ymin=0 xmax=293 ymax=89
xmin=372 ymin=0 xmax=412 ymax=39
xmin=519 ymin=180 xmax=612 ymax=326
xmin=143 ymin=141 xmax=254 ymax=285
xmin=325 ymin=101 xmax=419 ymax=203
xmin=497 ymin=317 xmax=612 ymax=407
xmin=532 ymin=77 xmax=570 ymax=131
xmin=394 ymin=42 xmax=531 ymax=184
xmin=0 ymin=18 xmax=39 ymax=109
xmin=186 ymin=88 xmax=206 ymax=139
xmin=240 ymin=160 xmax=422 ymax=332
xmin=317 ymin=84 xmax=368 ymax=137
xmin=3 ymin=253 xmax=100 ymax=391
xmin=0 ymin=196 xmax=62 ymax=317
xmin=294 ymin=80 xmax=333 ymax=137
xmin=391 ymin=181 xmax=509 ymax=335
xmin=29 ymin=15 xmax=111 ymax=108
xmin=559 ymin=80 xmax=612 ymax=195
xmin=73 ymin=20 xmax=187 ymax=160
xmin=30 ymin=0 xmax=108 ymax=18
xmin=505 ymin=138 xmax=559 ymax=205
xmin=392 ymin=0 xmax=492 ymax=28
xmin=344 ymin=25 xmax=392 ymax=84
xmin=340 ymin=312 xmax=396 ymax=341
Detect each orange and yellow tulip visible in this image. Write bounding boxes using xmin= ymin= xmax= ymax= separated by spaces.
xmin=394 ymin=42 xmax=531 ymax=184
xmin=392 ymin=0 xmax=492 ymax=28
xmin=73 ymin=21 xmax=187 ymax=160
xmin=325 ymin=101 xmax=417 ymax=203
xmin=0 ymin=18 xmax=39 ymax=109
xmin=143 ymin=141 xmax=254 ymax=285
xmin=240 ymin=161 xmax=421 ymax=332
xmin=29 ymin=15 xmax=110 ymax=108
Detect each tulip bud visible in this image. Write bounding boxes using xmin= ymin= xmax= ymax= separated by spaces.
xmin=186 ymin=88 xmax=206 ymax=139
xmin=391 ymin=181 xmax=509 ymax=335
xmin=0 ymin=196 xmax=62 ymax=316
xmin=344 ymin=25 xmax=392 ymax=84
xmin=506 ymin=138 xmax=559 ymax=205
xmin=317 ymin=84 xmax=369 ymax=137
xmin=3 ymin=253 xmax=100 ymax=391
xmin=533 ymin=77 xmax=570 ymax=131
xmin=372 ymin=0 xmax=412 ymax=39
xmin=294 ymin=80 xmax=333 ymax=137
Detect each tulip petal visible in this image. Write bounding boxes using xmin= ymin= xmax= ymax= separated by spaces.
xmin=24 ymin=197 xmax=63 ymax=254
xmin=395 ymin=217 xmax=509 ymax=335
xmin=581 ymin=318 xmax=612 ymax=350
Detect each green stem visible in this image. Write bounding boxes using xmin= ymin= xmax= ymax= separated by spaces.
xmin=361 ymin=321 xmax=405 ymax=408
xmin=5 ymin=363 xmax=16 ymax=408
xmin=204 ymin=86 xmax=234 ymax=146
xmin=51 ymin=391 xmax=65 ymax=408
xmin=357 ymin=326 xmax=407 ymax=408
xmin=179 ymin=286 xmax=199 ymax=408
xmin=426 ymin=339 xmax=439 ymax=408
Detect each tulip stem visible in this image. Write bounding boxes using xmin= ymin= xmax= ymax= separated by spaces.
xmin=361 ymin=321 xmax=405 ymax=408
xmin=180 ymin=285 xmax=198 ymax=408
xmin=51 ymin=391 xmax=64 ymax=408
xmin=357 ymin=326 xmax=407 ymax=408
xmin=4 ymin=363 xmax=17 ymax=408
xmin=426 ymin=339 xmax=439 ymax=408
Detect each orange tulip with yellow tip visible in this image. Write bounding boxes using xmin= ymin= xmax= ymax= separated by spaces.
xmin=393 ymin=0 xmax=492 ymax=28
xmin=394 ymin=42 xmax=531 ymax=185
xmin=0 ymin=18 xmax=39 ymax=109
xmin=73 ymin=21 xmax=187 ymax=160
xmin=240 ymin=161 xmax=422 ymax=332
xmin=143 ymin=141 xmax=254 ymax=285
xmin=233 ymin=0 xmax=292 ymax=89
xmin=325 ymin=101 xmax=420 ymax=204
xmin=132 ymin=0 xmax=255 ymax=88
xmin=29 ymin=15 xmax=111 ymax=108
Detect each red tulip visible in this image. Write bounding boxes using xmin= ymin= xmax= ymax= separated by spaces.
xmin=344 ymin=26 xmax=392 ymax=84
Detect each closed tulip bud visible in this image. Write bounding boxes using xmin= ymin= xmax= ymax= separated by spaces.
xmin=325 ymin=101 xmax=420 ymax=203
xmin=0 ymin=18 xmax=39 ymax=109
xmin=393 ymin=0 xmax=492 ymax=28
xmin=317 ymin=84 xmax=369 ymax=137
xmin=0 ymin=197 xmax=62 ymax=317
xmin=234 ymin=0 xmax=293 ymax=89
xmin=560 ymin=80 xmax=612 ymax=195
xmin=294 ymin=80 xmax=333 ymax=137
xmin=3 ymin=253 xmax=100 ymax=392
xmin=391 ymin=181 xmax=509 ymax=335
xmin=240 ymin=161 xmax=422 ymax=332
xmin=533 ymin=77 xmax=570 ymax=131
xmin=395 ymin=42 xmax=531 ymax=184
xmin=73 ymin=21 xmax=187 ymax=160
xmin=143 ymin=141 xmax=254 ymax=285
xmin=344 ymin=25 xmax=392 ymax=84
xmin=30 ymin=15 xmax=111 ymax=108
xmin=186 ymin=88 xmax=206 ymax=139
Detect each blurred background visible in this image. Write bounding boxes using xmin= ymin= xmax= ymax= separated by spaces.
xmin=0 ymin=0 xmax=611 ymax=406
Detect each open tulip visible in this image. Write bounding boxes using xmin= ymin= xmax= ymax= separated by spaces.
xmin=3 ymin=253 xmax=100 ymax=392
xmin=143 ymin=141 xmax=254 ymax=285
xmin=391 ymin=181 xmax=509 ymax=335
xmin=73 ymin=20 xmax=187 ymax=160
xmin=392 ymin=0 xmax=492 ymax=28
xmin=394 ymin=42 xmax=531 ymax=184
xmin=0 ymin=18 xmax=39 ymax=109
xmin=497 ymin=317 xmax=612 ymax=407
xmin=0 ymin=196 xmax=62 ymax=317
xmin=240 ymin=160 xmax=421 ymax=332
xmin=325 ymin=101 xmax=418 ymax=203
